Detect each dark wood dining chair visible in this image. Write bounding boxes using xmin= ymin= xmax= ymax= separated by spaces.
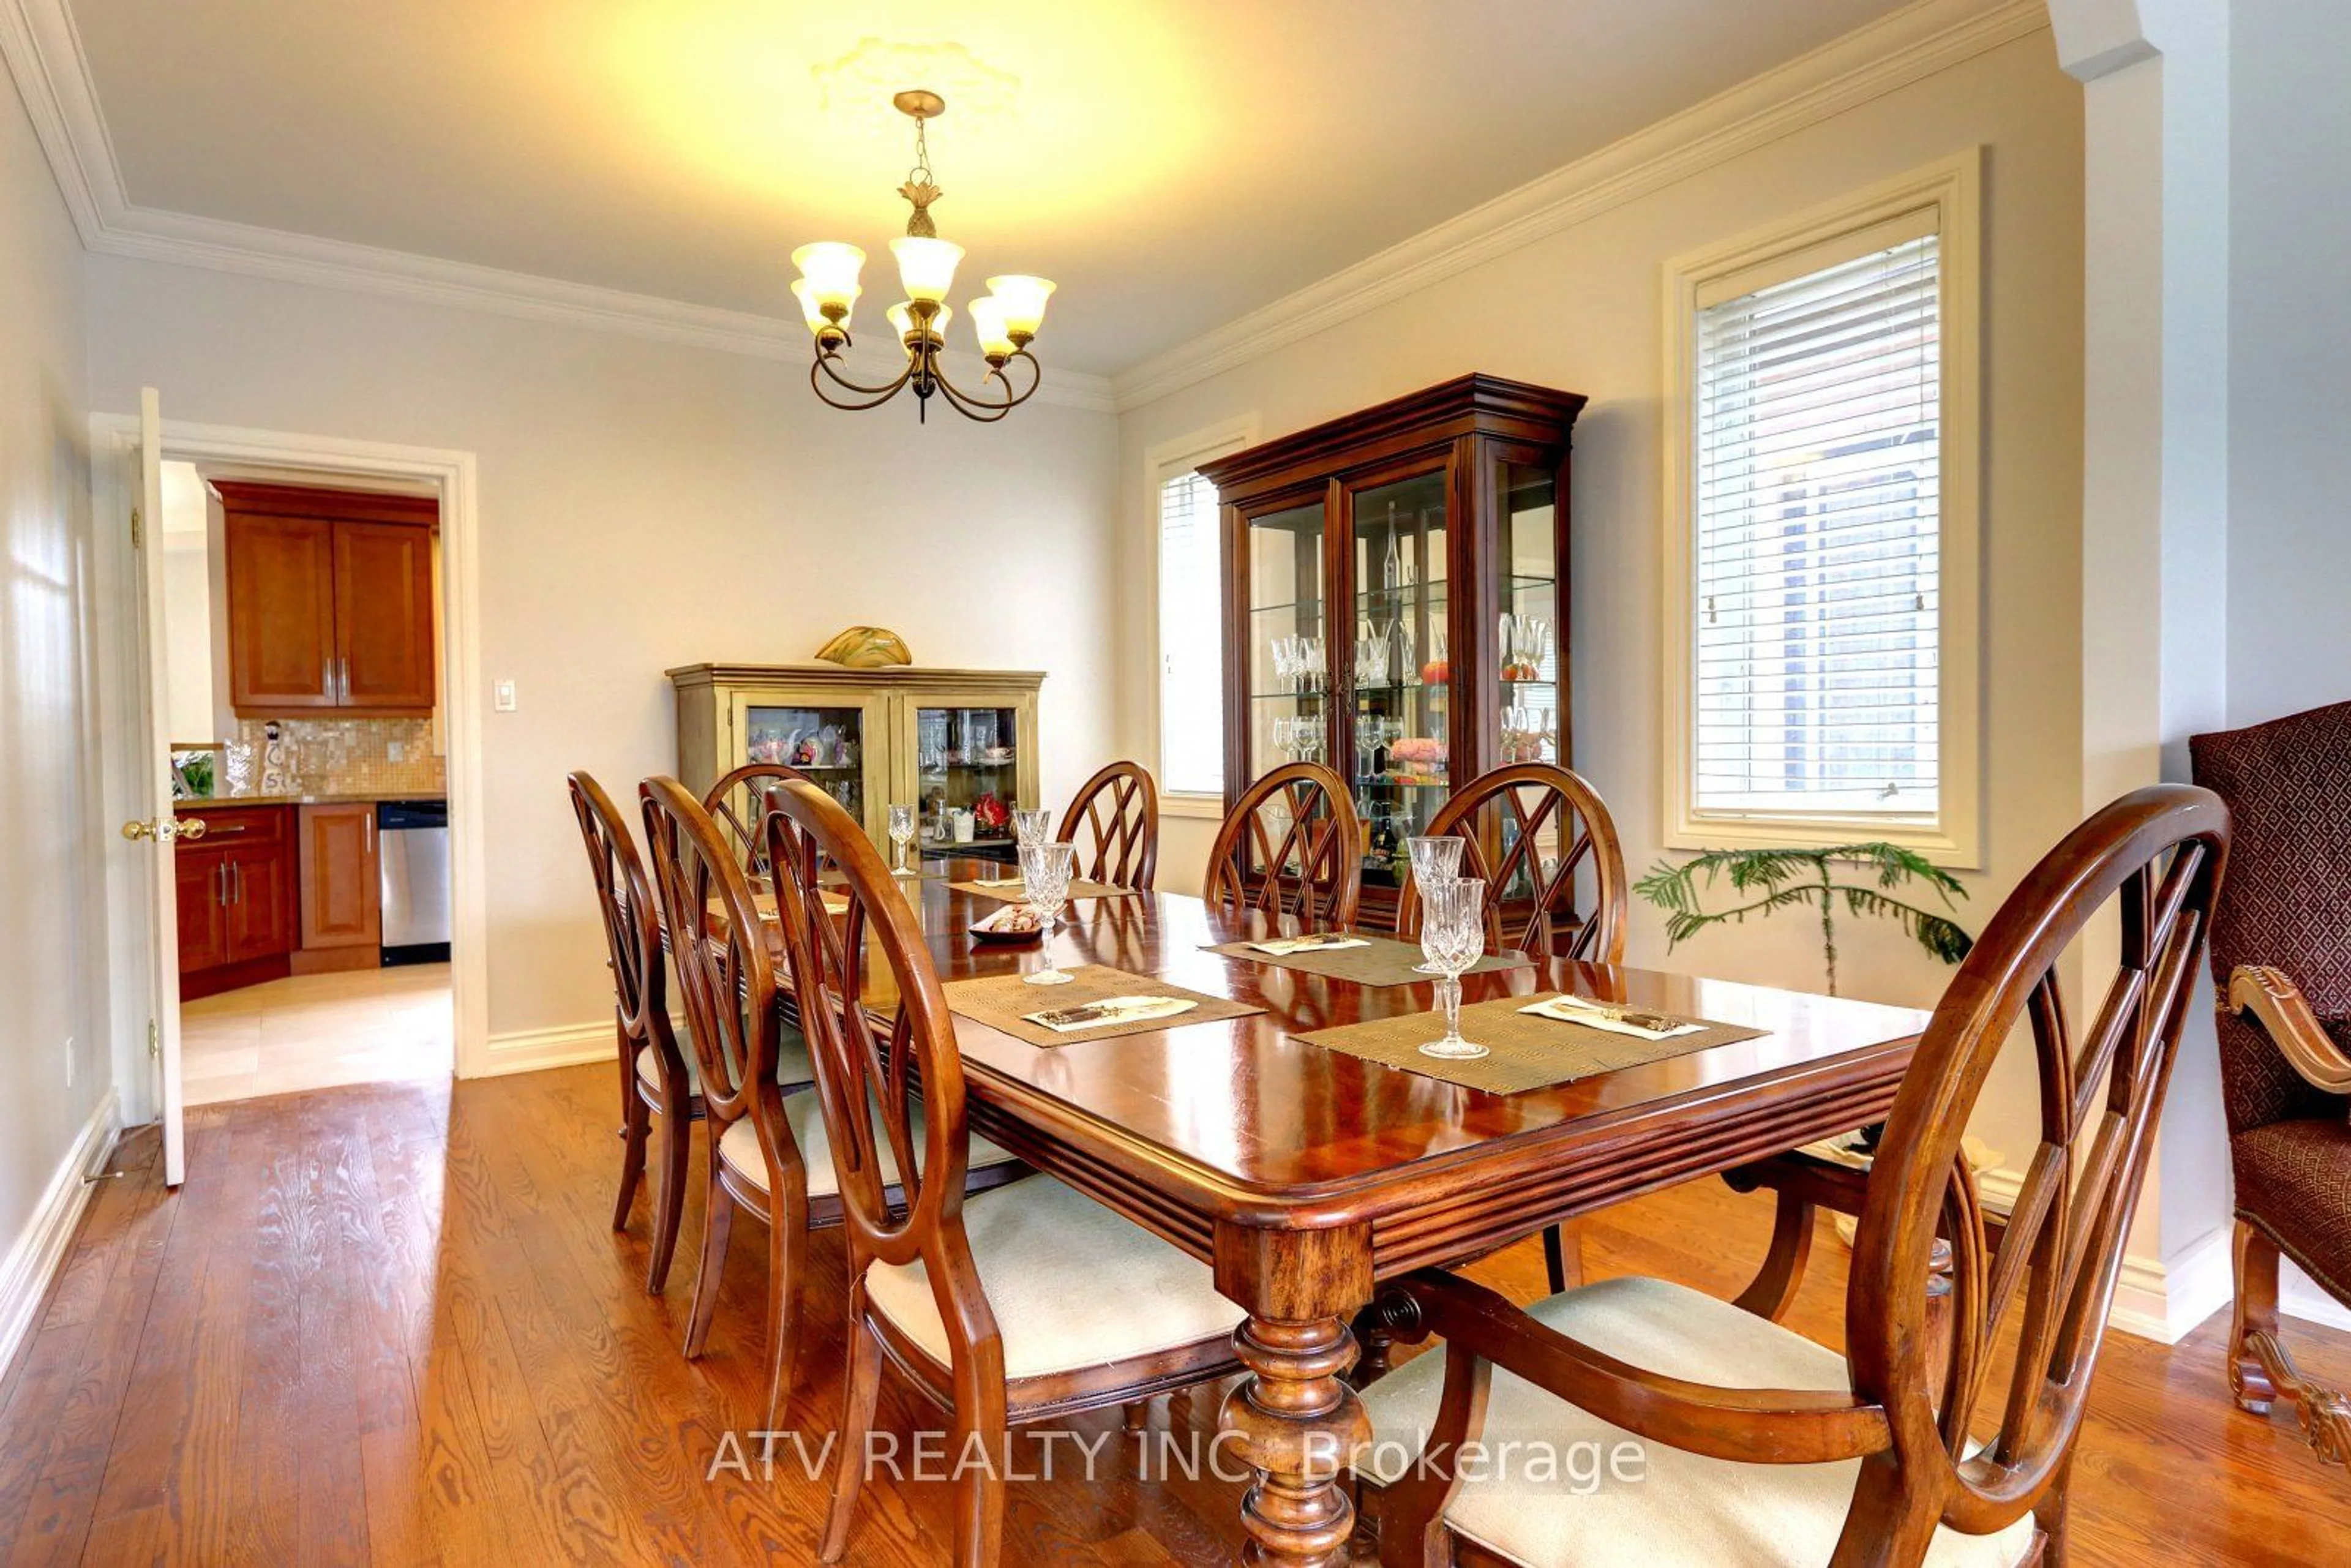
xmin=1394 ymin=762 xmax=1629 ymax=1298
xmin=1055 ymin=760 xmax=1160 ymax=890
xmin=641 ymin=778 xmax=1021 ymax=1430
xmin=703 ymin=761 xmax=819 ymax=875
xmin=568 ymin=770 xmax=702 ymax=1294
xmin=1204 ymin=760 xmax=1362 ymax=929
xmin=1394 ymin=762 xmax=1627 ymax=964
xmin=2192 ymin=700 xmax=2351 ymax=1468
xmin=762 ymin=779 xmax=1245 ymax=1568
xmin=1352 ymin=784 xmax=2230 ymax=1567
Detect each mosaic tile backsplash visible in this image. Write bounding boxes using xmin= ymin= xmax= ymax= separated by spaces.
xmin=231 ymin=716 xmax=445 ymax=797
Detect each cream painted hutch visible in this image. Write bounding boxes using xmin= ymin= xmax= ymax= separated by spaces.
xmin=666 ymin=662 xmax=1044 ymax=857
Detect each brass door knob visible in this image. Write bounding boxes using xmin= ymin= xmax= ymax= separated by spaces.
xmin=121 ymin=817 xmax=206 ymax=842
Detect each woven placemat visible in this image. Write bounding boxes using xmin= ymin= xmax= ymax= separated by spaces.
xmin=1295 ymin=992 xmax=1766 ymax=1095
xmin=1204 ymin=933 xmax=1531 ymax=988
xmin=942 ymin=964 xmax=1264 ymax=1048
xmin=951 ymin=877 xmax=1144 ymax=903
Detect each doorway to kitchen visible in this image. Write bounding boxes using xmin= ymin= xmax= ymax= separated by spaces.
xmin=158 ymin=460 xmax=456 ymax=1105
xmin=97 ymin=403 xmax=487 ymax=1185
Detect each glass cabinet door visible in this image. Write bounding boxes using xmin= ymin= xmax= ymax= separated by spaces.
xmin=1244 ymin=501 xmax=1330 ymax=785
xmin=913 ymin=703 xmax=1022 ymax=849
xmin=737 ymin=700 xmax=872 ymax=827
xmin=1499 ymin=459 xmax=1562 ymax=770
xmin=1349 ymin=469 xmax=1449 ymax=893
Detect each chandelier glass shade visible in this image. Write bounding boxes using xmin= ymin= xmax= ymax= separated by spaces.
xmin=790 ymin=92 xmax=1054 ymax=422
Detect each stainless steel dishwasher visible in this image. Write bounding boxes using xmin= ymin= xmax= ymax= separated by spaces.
xmin=378 ymin=798 xmax=451 ymax=965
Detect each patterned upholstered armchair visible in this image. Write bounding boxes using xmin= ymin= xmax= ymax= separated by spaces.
xmin=2191 ymin=700 xmax=2351 ymax=1466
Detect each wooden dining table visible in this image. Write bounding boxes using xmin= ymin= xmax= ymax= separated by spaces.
xmin=757 ymin=859 xmax=1929 ymax=1567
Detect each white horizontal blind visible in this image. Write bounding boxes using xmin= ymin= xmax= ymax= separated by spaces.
xmin=1692 ymin=230 xmax=1941 ymax=819
xmin=1158 ymin=469 xmax=1226 ymax=797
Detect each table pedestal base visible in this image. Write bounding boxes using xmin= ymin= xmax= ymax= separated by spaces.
xmin=1222 ymin=1315 xmax=1372 ymax=1566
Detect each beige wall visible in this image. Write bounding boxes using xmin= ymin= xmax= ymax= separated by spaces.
xmin=1114 ymin=31 xmax=2085 ymax=1161
xmin=0 ymin=72 xmax=108 ymax=1259
xmin=83 ymin=255 xmax=1121 ymax=1047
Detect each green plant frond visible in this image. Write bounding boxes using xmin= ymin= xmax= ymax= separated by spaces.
xmin=1832 ymin=841 xmax=1968 ymax=904
xmin=1635 ymin=840 xmax=1974 ymax=973
xmin=1835 ymin=885 xmax=1978 ymax=962
xmin=1633 ymin=859 xmax=1698 ymax=913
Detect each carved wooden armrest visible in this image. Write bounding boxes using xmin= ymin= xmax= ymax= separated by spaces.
xmin=2231 ymin=966 xmax=2351 ymax=1095
xmin=1379 ymin=1268 xmax=1891 ymax=1468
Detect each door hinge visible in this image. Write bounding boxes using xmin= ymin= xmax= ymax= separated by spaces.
xmin=147 ymin=1019 xmax=160 ymax=1059
xmin=130 ymin=506 xmax=143 ymax=549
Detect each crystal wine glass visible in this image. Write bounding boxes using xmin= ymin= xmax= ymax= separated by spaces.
xmin=1406 ymin=834 xmax=1466 ymax=972
xmin=1013 ymin=807 xmax=1054 ymax=849
xmin=1019 ymin=841 xmax=1078 ymax=986
xmin=887 ymin=802 xmax=916 ymax=877
xmin=1417 ymin=876 xmax=1490 ymax=1060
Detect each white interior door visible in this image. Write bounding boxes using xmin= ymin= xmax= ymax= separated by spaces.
xmin=127 ymin=387 xmax=189 ymax=1187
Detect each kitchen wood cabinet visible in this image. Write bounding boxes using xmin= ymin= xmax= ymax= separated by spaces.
xmin=219 ymin=482 xmax=438 ymax=718
xmin=224 ymin=511 xmax=339 ymax=711
xmin=298 ymin=803 xmax=381 ymax=953
xmin=173 ymin=802 xmax=298 ymax=1000
xmin=334 ymin=522 xmax=438 ymax=710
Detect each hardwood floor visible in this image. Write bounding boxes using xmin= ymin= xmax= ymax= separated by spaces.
xmin=2 ymin=1067 xmax=2344 ymax=1565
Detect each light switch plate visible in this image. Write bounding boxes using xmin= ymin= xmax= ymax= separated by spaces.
xmin=493 ymin=678 xmax=517 ymax=712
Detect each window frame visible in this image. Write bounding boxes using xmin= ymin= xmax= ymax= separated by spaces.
xmin=1659 ymin=149 xmax=1982 ymax=868
xmin=1145 ymin=417 xmax=1259 ymax=817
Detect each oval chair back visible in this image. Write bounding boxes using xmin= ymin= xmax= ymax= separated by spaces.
xmin=761 ymin=779 xmax=993 ymax=1332
xmin=639 ymin=777 xmax=802 ymax=1191
xmin=1842 ymin=783 xmax=2229 ymax=1551
xmin=1395 ymin=762 xmax=1627 ymax=961
xmin=1204 ymin=762 xmax=1362 ymax=929
xmin=703 ymin=761 xmax=819 ymax=876
xmin=566 ymin=770 xmax=668 ymax=1068
xmin=1056 ymin=760 xmax=1160 ymax=890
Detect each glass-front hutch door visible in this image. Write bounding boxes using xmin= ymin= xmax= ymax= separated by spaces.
xmin=1347 ymin=466 xmax=1451 ymax=898
xmin=726 ymin=688 xmax=889 ymax=844
xmin=890 ymin=685 xmax=1042 ymax=862
xmin=1239 ymin=497 xmax=1331 ymax=787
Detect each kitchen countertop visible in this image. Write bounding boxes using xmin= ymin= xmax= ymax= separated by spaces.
xmin=174 ymin=789 xmax=446 ymax=811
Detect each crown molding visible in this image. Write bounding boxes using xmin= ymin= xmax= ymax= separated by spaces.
xmin=1107 ymin=0 xmax=2049 ymax=413
xmin=0 ymin=0 xmax=1114 ymax=415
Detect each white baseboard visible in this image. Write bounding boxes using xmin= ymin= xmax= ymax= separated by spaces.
xmin=471 ymin=1021 xmax=616 ymax=1079
xmin=2109 ymin=1226 xmax=2234 ymax=1345
xmin=2282 ymin=1260 xmax=2351 ymax=1334
xmin=1971 ymin=1165 xmax=2233 ymax=1345
xmin=0 ymin=1088 xmax=120 ymax=1373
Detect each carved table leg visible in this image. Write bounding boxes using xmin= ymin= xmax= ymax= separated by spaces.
xmin=1214 ymin=1222 xmax=1376 ymax=1567
xmin=1223 ymin=1316 xmax=1372 ymax=1566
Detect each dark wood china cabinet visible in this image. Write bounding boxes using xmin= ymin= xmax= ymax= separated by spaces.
xmin=1199 ymin=373 xmax=1586 ymax=928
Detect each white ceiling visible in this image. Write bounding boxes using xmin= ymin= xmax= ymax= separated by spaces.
xmin=70 ymin=0 xmax=1918 ymax=376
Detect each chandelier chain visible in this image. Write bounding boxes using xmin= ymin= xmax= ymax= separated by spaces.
xmin=907 ymin=111 xmax=933 ymax=188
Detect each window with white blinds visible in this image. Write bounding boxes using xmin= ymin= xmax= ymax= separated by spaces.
xmin=1157 ymin=467 xmax=1226 ymax=797
xmin=1692 ymin=225 xmax=1942 ymax=822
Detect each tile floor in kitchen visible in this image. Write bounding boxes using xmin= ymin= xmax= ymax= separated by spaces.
xmin=179 ymin=962 xmax=453 ymax=1105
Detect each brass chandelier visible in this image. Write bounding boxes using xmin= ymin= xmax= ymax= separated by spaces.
xmin=790 ymin=91 xmax=1055 ymax=422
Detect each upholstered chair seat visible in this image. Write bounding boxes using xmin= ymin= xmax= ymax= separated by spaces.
xmin=635 ymin=1023 xmax=814 ymax=1098
xmin=716 ymin=1100 xmax=1022 ymax=1202
xmin=2232 ymin=1117 xmax=2351 ymax=1301
xmin=863 ymin=1174 xmax=1242 ymax=1379
xmin=1357 ymin=1277 xmax=2034 ymax=1568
